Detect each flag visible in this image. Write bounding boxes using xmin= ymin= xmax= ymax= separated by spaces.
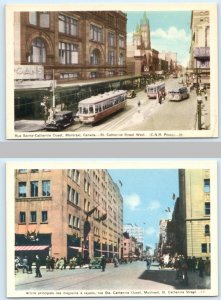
xmin=118 ymin=180 xmax=123 ymax=187
xmin=86 ymin=206 xmax=97 ymax=217
xmin=100 ymin=213 xmax=107 ymax=221
xmin=172 ymin=193 xmax=176 ymax=200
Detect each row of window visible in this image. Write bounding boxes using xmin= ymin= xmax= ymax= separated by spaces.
xmin=29 ymin=38 xmax=126 ymax=65
xmin=68 ymin=214 xmax=80 ymax=229
xmin=29 ymin=13 xmax=125 ymax=48
xmin=19 ymin=211 xmax=48 ymax=223
xmin=67 ymin=169 xmax=80 ymax=185
xmin=18 ymin=180 xmax=50 ymax=198
xmin=67 ymin=185 xmax=79 ymax=206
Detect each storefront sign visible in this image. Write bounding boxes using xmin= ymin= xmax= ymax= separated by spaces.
xmin=14 ymin=65 xmax=44 ymax=80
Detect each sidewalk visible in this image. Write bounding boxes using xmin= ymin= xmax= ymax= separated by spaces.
xmin=15 ymin=120 xmax=45 ymax=132
xmin=200 ymin=89 xmax=210 ymax=130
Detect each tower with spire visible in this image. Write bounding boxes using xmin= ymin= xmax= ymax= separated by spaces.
xmin=133 ymin=12 xmax=151 ymax=50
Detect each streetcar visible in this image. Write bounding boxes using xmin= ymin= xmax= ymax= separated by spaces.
xmin=146 ymin=82 xmax=166 ymax=99
xmin=78 ymin=90 xmax=127 ymax=125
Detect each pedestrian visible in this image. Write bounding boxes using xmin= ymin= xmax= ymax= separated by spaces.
xmin=63 ymin=257 xmax=67 ymax=270
xmin=28 ymin=258 xmax=33 ymax=274
xmin=204 ymin=92 xmax=208 ymax=101
xmin=22 ymin=256 xmax=29 ymax=273
xmin=198 ymin=257 xmax=205 ymax=278
xmin=137 ymin=100 xmax=141 ymax=113
xmin=46 ymin=256 xmax=51 ymax=272
xmin=50 ymin=257 xmax=55 ymax=271
xmin=204 ymin=257 xmax=210 ymax=276
xmin=101 ymin=255 xmax=107 ymax=272
xmin=145 ymin=257 xmax=151 ymax=270
xmin=113 ymin=255 xmax=119 ymax=268
xmin=35 ymin=255 xmax=42 ymax=278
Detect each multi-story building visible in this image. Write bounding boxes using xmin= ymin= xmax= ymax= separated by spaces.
xmin=158 ymin=51 xmax=177 ymax=73
xmin=188 ymin=10 xmax=210 ymax=87
xmin=15 ymin=169 xmax=123 ymax=263
xmin=14 ymin=11 xmax=127 ymax=119
xmin=123 ymin=223 xmax=144 ymax=245
xmin=122 ymin=233 xmax=136 ymax=259
xmin=174 ymin=169 xmax=211 ymax=258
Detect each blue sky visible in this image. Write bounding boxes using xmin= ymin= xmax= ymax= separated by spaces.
xmin=109 ymin=169 xmax=179 ymax=252
xmin=126 ymin=11 xmax=192 ymax=66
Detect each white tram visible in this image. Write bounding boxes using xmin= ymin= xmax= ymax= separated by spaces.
xmin=78 ymin=90 xmax=127 ymax=124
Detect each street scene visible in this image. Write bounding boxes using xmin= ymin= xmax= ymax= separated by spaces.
xmin=8 ymin=6 xmax=215 ymax=137
xmin=9 ymin=165 xmax=216 ymax=296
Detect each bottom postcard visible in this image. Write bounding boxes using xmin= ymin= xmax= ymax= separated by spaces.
xmin=6 ymin=160 xmax=218 ymax=297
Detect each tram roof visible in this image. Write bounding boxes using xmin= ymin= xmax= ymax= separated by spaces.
xmin=147 ymin=81 xmax=165 ymax=88
xmin=78 ymin=90 xmax=126 ymax=105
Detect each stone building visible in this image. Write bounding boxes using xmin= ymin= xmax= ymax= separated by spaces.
xmin=15 ymin=169 xmax=123 ymax=263
xmin=174 ymin=169 xmax=211 ymax=258
xmin=15 ymin=11 xmax=127 ymax=82
xmin=188 ymin=10 xmax=210 ymax=87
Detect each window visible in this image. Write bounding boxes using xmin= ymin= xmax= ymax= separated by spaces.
xmin=59 ymin=14 xmax=78 ymax=36
xmin=60 ymin=73 xmax=79 ymax=79
xmin=73 ymin=216 xmax=80 ymax=228
xmin=108 ymin=32 xmax=115 ymax=47
xmin=30 ymin=211 xmax=37 ymax=223
xmin=205 ymin=224 xmax=210 ymax=236
xmin=119 ymin=53 xmax=125 ymax=66
xmin=71 ymin=188 xmax=79 ymax=206
xmin=19 ymin=169 xmax=27 ymax=173
xmin=28 ymin=38 xmax=46 ymax=64
xmin=30 ymin=181 xmax=38 ymax=197
xmin=108 ymin=51 xmax=115 ymax=65
xmin=84 ymin=179 xmax=87 ymax=192
xmin=68 ymin=214 xmax=72 ymax=226
xmin=205 ymin=202 xmax=210 ymax=215
xmin=204 ymin=179 xmax=210 ymax=193
xmin=31 ymin=169 xmax=39 ymax=173
xmin=67 ymin=185 xmax=71 ymax=201
xmin=201 ymin=243 xmax=207 ymax=253
xmin=42 ymin=211 xmax=48 ymax=223
xmin=18 ymin=182 xmax=26 ymax=197
xmin=90 ymin=24 xmax=102 ymax=42
xmin=19 ymin=212 xmax=26 ymax=223
xmin=119 ymin=35 xmax=125 ymax=48
xmin=42 ymin=180 xmax=50 ymax=196
xmin=90 ymin=49 xmax=101 ymax=65
xmin=59 ymin=42 xmax=79 ymax=64
xmin=84 ymin=198 xmax=87 ymax=211
xmin=29 ymin=12 xmax=49 ymax=28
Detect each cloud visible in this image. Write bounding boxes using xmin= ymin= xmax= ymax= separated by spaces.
xmin=151 ymin=26 xmax=190 ymax=42
xmin=124 ymin=194 xmax=141 ymax=210
xmin=146 ymin=200 xmax=161 ymax=211
xmin=145 ymin=226 xmax=156 ymax=236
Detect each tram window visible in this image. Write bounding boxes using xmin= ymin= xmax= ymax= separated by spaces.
xmin=83 ymin=107 xmax=88 ymax=114
xmin=89 ymin=105 xmax=94 ymax=113
xmin=95 ymin=105 xmax=98 ymax=113
xmin=99 ymin=105 xmax=102 ymax=112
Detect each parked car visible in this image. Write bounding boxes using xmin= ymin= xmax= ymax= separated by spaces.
xmin=89 ymin=257 xmax=102 ymax=269
xmin=45 ymin=111 xmax=74 ymax=131
xmin=126 ymin=90 xmax=136 ymax=99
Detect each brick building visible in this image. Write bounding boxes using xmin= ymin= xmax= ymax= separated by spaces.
xmin=15 ymin=169 xmax=123 ymax=263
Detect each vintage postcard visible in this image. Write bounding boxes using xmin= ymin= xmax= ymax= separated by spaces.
xmin=7 ymin=160 xmax=218 ymax=297
xmin=6 ymin=3 xmax=218 ymax=139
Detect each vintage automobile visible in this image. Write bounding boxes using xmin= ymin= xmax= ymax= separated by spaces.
xmin=126 ymin=90 xmax=136 ymax=99
xmin=45 ymin=111 xmax=74 ymax=131
xmin=89 ymin=257 xmax=102 ymax=269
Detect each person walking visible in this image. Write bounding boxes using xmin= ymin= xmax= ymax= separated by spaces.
xmin=46 ymin=256 xmax=51 ymax=272
xmin=22 ymin=256 xmax=29 ymax=273
xmin=113 ymin=255 xmax=119 ymax=268
xmin=198 ymin=257 xmax=205 ymax=278
xmin=35 ymin=255 xmax=42 ymax=278
xmin=101 ymin=255 xmax=107 ymax=272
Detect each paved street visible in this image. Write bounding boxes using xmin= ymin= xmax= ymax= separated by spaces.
xmin=15 ymin=261 xmax=210 ymax=291
xmin=14 ymin=77 xmax=210 ymax=132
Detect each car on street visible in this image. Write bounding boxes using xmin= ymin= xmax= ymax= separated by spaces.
xmin=168 ymin=87 xmax=189 ymax=101
xmin=45 ymin=111 xmax=75 ymax=131
xmin=126 ymin=90 xmax=136 ymax=99
xmin=89 ymin=257 xmax=102 ymax=269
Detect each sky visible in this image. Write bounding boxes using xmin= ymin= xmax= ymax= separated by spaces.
xmin=108 ymin=169 xmax=179 ymax=253
xmin=126 ymin=11 xmax=192 ymax=67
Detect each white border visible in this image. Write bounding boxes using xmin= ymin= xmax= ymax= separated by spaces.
xmin=5 ymin=3 xmax=218 ymax=139
xmin=6 ymin=159 xmax=218 ymax=297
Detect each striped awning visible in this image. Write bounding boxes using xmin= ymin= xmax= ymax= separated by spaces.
xmin=15 ymin=245 xmax=49 ymax=251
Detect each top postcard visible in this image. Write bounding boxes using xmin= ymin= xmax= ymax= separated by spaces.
xmin=6 ymin=3 xmax=218 ymax=139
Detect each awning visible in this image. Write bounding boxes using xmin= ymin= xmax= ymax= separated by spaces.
xmin=15 ymin=245 xmax=49 ymax=251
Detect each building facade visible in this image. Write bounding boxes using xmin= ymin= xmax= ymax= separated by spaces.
xmin=15 ymin=169 xmax=123 ymax=263
xmin=188 ymin=10 xmax=210 ymax=87
xmin=15 ymin=11 xmax=127 ymax=82
xmin=176 ymin=169 xmax=211 ymax=258
xmin=123 ymin=223 xmax=144 ymax=245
